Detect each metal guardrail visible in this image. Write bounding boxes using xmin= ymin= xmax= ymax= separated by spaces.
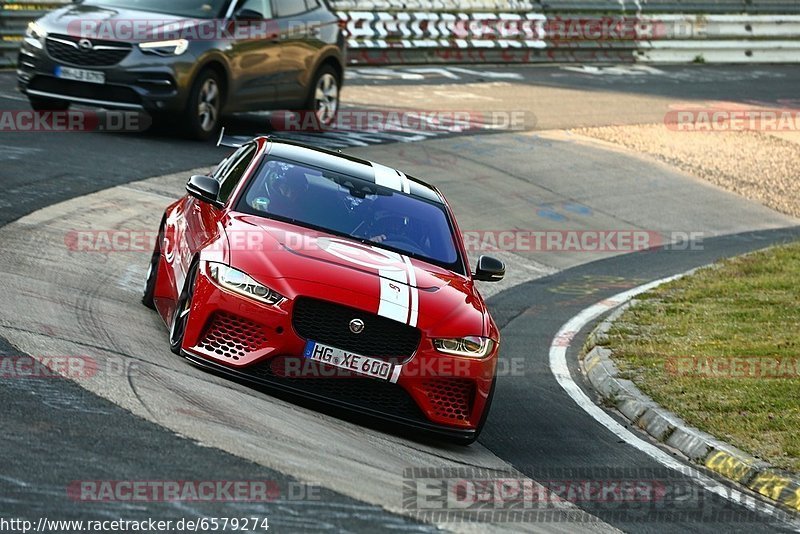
xmin=342 ymin=12 xmax=800 ymax=64
xmin=329 ymin=0 xmax=800 ymax=13
xmin=1 ymin=1 xmax=69 ymax=67
xmin=1 ymin=0 xmax=799 ymax=68
xmin=633 ymin=14 xmax=800 ymax=63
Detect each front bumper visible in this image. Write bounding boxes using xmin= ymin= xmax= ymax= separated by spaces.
xmin=17 ymin=37 xmax=196 ymax=113
xmin=179 ymin=264 xmax=497 ymax=437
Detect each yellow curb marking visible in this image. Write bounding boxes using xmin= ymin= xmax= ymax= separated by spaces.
xmin=786 ymin=486 xmax=800 ymax=511
xmin=705 ymin=451 xmax=753 ymax=482
xmin=749 ymin=471 xmax=793 ymax=507
xmin=585 ymin=355 xmax=600 ymax=374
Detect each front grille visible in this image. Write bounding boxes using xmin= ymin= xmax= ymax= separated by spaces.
xmin=28 ymin=76 xmax=141 ymax=105
xmin=46 ymin=34 xmax=131 ymax=67
xmin=423 ymin=378 xmax=475 ymax=423
xmin=292 ymin=297 xmax=421 ymax=364
xmin=197 ymin=312 xmax=270 ymax=361
xmin=244 ymin=356 xmax=427 ymax=422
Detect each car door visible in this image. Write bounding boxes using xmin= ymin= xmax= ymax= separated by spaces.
xmin=271 ymin=0 xmax=325 ymax=106
xmin=225 ymin=0 xmax=281 ymax=110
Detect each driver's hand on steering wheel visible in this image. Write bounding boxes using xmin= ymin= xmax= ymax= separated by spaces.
xmin=370 ymin=234 xmax=387 ymax=243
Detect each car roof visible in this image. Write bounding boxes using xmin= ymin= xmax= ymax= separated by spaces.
xmin=260 ymin=137 xmax=444 ymax=204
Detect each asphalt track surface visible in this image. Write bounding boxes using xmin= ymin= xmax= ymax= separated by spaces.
xmin=484 ymin=226 xmax=800 ymax=532
xmin=1 ymin=65 xmax=799 ymax=532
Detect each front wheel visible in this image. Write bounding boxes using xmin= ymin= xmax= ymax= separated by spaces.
xmin=169 ymin=264 xmax=198 ymax=355
xmin=306 ymin=65 xmax=340 ymax=128
xmin=183 ymin=70 xmax=222 ymax=141
xmin=142 ymin=224 xmax=164 ymax=310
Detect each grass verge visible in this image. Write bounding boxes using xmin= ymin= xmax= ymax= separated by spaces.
xmin=606 ymin=241 xmax=800 ymax=472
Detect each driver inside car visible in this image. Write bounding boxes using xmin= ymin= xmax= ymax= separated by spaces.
xmin=269 ymin=167 xmax=309 ymax=220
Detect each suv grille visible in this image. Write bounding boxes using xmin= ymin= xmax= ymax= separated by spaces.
xmin=28 ymin=77 xmax=141 ymax=105
xmin=292 ymin=297 xmax=421 ymax=364
xmin=46 ymin=34 xmax=131 ymax=67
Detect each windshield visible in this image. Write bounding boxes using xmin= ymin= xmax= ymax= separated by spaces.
xmin=83 ymin=0 xmax=228 ymax=19
xmin=236 ymin=157 xmax=463 ymax=273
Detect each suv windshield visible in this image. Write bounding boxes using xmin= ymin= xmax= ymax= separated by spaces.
xmin=84 ymin=0 xmax=228 ymax=19
xmin=237 ymin=158 xmax=464 ymax=273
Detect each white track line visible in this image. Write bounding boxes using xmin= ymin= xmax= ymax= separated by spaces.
xmin=0 ymin=93 xmax=29 ymax=102
xmin=549 ymin=273 xmax=800 ymax=530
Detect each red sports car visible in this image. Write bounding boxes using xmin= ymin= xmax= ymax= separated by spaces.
xmin=142 ymin=137 xmax=505 ymax=444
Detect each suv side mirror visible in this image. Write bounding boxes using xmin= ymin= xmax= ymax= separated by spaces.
xmin=474 ymin=255 xmax=505 ymax=282
xmin=186 ymin=175 xmax=221 ymax=207
xmin=234 ymin=8 xmax=264 ymax=21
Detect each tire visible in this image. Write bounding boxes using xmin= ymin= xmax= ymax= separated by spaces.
xmin=305 ymin=65 xmax=340 ymax=129
xmin=29 ymin=96 xmax=69 ymax=112
xmin=141 ymin=224 xmax=164 ymax=310
xmin=183 ymin=69 xmax=222 ymax=141
xmin=169 ymin=263 xmax=198 ymax=355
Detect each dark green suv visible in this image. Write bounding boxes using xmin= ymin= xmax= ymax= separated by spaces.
xmin=17 ymin=0 xmax=346 ymax=139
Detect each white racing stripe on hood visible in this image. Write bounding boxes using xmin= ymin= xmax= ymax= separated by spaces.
xmin=375 ymin=254 xmax=420 ymax=328
xmin=403 ymin=255 xmax=419 ymax=327
xmin=377 ymin=267 xmax=410 ymax=324
xmin=313 ymin=235 xmax=419 ymax=326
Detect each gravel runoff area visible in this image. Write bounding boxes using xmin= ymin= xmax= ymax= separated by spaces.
xmin=571 ymin=126 xmax=800 ymax=219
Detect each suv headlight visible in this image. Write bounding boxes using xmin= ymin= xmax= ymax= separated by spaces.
xmin=24 ymin=22 xmax=45 ymax=49
xmin=138 ymin=39 xmax=189 ymax=56
xmin=208 ymin=263 xmax=284 ymax=306
xmin=433 ymin=337 xmax=495 ymax=358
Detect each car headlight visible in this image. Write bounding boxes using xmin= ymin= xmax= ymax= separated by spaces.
xmin=138 ymin=39 xmax=189 ymax=56
xmin=24 ymin=22 xmax=45 ymax=49
xmin=208 ymin=263 xmax=284 ymax=306
xmin=433 ymin=337 xmax=495 ymax=358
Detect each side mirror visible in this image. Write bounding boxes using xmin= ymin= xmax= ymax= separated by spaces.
xmin=186 ymin=175 xmax=221 ymax=207
xmin=234 ymin=8 xmax=264 ymax=21
xmin=474 ymin=255 xmax=505 ymax=282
